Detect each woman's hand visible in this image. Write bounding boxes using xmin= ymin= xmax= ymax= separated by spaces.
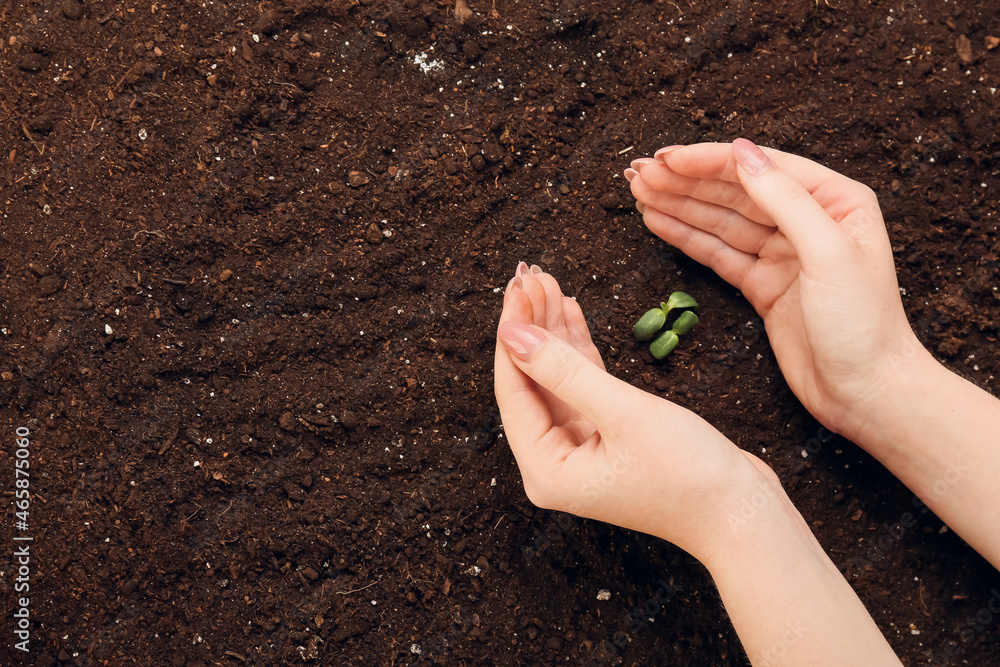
xmin=494 ymin=262 xmax=904 ymax=665
xmin=494 ymin=262 xmax=772 ymax=562
xmin=626 ymin=140 xmax=924 ymax=439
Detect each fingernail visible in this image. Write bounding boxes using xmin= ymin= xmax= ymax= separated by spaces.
xmin=504 ymin=276 xmax=518 ymax=296
xmin=624 ymin=167 xmax=638 ymax=182
xmin=498 ymin=320 xmax=545 ymax=361
xmin=516 ymin=261 xmax=528 ymax=277
xmin=654 ymin=145 xmax=683 ymax=159
xmin=636 ymin=202 xmax=645 ymax=214
xmin=530 ymin=264 xmax=542 ymax=274
xmin=732 ymin=138 xmax=771 ymax=176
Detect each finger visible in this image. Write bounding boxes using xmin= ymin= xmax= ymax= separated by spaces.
xmin=561 ymin=296 xmax=605 ymax=370
xmin=631 ymin=171 xmax=774 ymax=255
xmin=497 ymin=320 xmax=647 ymax=436
xmin=632 ymin=160 xmax=770 ymax=226
xmin=730 ymin=138 xmax=845 ymax=267
xmin=642 ymin=207 xmax=757 ymax=289
xmin=661 ymin=142 xmax=859 ymax=195
xmin=519 ymin=272 xmax=543 ymax=327
xmin=499 ymin=275 xmax=533 ymax=326
xmin=495 ymin=288 xmax=553 ymax=446
xmin=530 ymin=266 xmax=567 ymax=334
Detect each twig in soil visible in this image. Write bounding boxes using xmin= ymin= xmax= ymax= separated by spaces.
xmin=158 ymin=427 xmax=179 ymax=455
xmin=132 ymin=229 xmax=166 ymax=240
xmin=335 ymin=580 xmax=379 ymax=595
xmin=163 ymin=277 xmax=189 ymax=285
xmin=20 ymin=122 xmax=45 ymax=156
xmin=98 ymin=4 xmax=123 ymax=24
xmin=617 ymin=145 xmax=634 ymax=155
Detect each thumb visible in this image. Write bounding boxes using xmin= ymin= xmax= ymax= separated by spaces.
xmin=731 ymin=138 xmax=844 ymax=264
xmin=497 ymin=320 xmax=638 ymax=431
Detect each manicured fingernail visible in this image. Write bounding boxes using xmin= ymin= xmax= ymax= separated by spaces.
xmin=530 ymin=264 xmax=542 ymax=274
xmin=516 ymin=261 xmax=528 ymax=277
xmin=504 ymin=276 xmax=518 ymax=296
xmin=636 ymin=202 xmax=645 ymax=214
xmin=624 ymin=167 xmax=638 ymax=182
xmin=654 ymin=145 xmax=683 ymax=158
xmin=498 ymin=320 xmax=545 ymax=361
xmin=732 ymin=138 xmax=772 ymax=176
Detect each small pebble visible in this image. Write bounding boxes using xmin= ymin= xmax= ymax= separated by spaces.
xmin=29 ymin=115 xmax=54 ymax=133
xmin=598 ymin=193 xmax=622 ymax=209
xmin=955 ymin=34 xmax=974 ymax=65
xmin=19 ymin=53 xmax=47 ymax=72
xmin=348 ymin=170 xmax=369 ymax=187
xmin=38 ymin=274 xmax=62 ymax=296
xmin=62 ymin=0 xmax=84 ymax=19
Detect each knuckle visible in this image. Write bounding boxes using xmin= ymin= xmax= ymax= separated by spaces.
xmin=549 ymin=349 xmax=582 ymax=395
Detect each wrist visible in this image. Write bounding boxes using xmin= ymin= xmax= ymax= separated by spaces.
xmin=837 ymin=337 xmax=944 ymax=452
xmin=676 ymin=461 xmax=807 ymax=568
xmin=694 ymin=472 xmax=903 ymax=666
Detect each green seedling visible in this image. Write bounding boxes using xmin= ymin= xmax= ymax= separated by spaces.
xmin=664 ymin=291 xmax=698 ymax=312
xmin=633 ymin=291 xmax=700 ymax=359
xmin=633 ymin=308 xmax=667 ymax=341
xmin=650 ymin=330 xmax=679 ymax=359
xmin=670 ymin=310 xmax=699 ymax=335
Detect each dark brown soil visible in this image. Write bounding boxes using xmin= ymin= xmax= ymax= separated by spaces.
xmin=2 ymin=1 xmax=1000 ymax=665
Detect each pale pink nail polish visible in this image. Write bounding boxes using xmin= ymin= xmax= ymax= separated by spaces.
xmin=732 ymin=138 xmax=772 ymax=176
xmin=516 ymin=261 xmax=528 ymax=277
xmin=636 ymin=202 xmax=645 ymax=214
xmin=498 ymin=320 xmax=545 ymax=361
xmin=504 ymin=276 xmax=517 ymax=296
xmin=654 ymin=145 xmax=683 ymax=159
xmin=624 ymin=168 xmax=638 ymax=183
xmin=530 ymin=264 xmax=542 ymax=275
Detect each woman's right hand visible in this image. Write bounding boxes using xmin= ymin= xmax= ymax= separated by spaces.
xmin=626 ymin=140 xmax=927 ymax=440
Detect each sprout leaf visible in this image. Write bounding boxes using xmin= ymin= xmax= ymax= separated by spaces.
xmin=650 ymin=330 xmax=680 ymax=359
xmin=634 ymin=308 xmax=667 ymax=341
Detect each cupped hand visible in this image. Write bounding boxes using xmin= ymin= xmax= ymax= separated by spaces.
xmin=494 ymin=262 xmax=772 ymax=562
xmin=626 ymin=140 xmax=922 ymax=439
